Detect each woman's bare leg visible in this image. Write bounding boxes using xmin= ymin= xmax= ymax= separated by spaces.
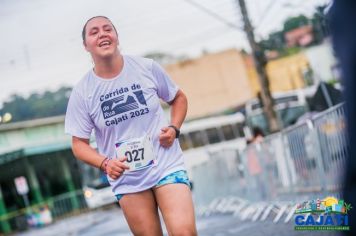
xmin=153 ymin=184 xmax=197 ymax=236
xmin=119 ymin=189 xmax=163 ymax=236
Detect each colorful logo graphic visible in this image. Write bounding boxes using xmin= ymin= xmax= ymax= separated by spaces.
xmin=294 ymin=196 xmax=351 ymax=231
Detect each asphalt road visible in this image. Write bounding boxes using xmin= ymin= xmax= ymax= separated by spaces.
xmin=16 ymin=206 xmax=343 ymax=236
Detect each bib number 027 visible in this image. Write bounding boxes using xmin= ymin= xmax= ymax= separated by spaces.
xmin=115 ymin=135 xmax=156 ymax=173
xmin=125 ymin=148 xmax=144 ymax=163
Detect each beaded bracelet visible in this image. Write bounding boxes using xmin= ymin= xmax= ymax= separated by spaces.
xmin=99 ymin=157 xmax=108 ymax=172
xmin=103 ymin=158 xmax=111 ymax=174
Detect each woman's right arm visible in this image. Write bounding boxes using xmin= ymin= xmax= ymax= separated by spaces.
xmin=72 ymin=136 xmax=104 ymax=168
xmin=71 ymin=136 xmax=129 ymax=179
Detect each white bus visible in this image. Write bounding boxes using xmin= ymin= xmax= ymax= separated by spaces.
xmin=245 ymin=86 xmax=317 ymax=134
xmin=179 ymin=112 xmax=246 ymax=150
xmin=178 ymin=112 xmax=247 ymax=177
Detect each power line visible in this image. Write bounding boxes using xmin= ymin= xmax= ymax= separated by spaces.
xmin=183 ymin=0 xmax=242 ymax=30
xmin=165 ymin=27 xmax=241 ymax=52
xmin=118 ymin=1 xmax=237 ymax=33
xmin=254 ymin=0 xmax=278 ymax=30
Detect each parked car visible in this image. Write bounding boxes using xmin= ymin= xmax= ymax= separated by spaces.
xmin=83 ymin=180 xmax=117 ymax=209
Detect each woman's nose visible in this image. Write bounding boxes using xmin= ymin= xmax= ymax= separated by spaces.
xmin=98 ymin=30 xmax=107 ymax=38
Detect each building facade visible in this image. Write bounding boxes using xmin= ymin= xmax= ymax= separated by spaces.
xmin=0 ymin=116 xmax=83 ymax=233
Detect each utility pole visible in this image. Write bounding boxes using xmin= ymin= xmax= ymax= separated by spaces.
xmin=236 ymin=0 xmax=280 ymax=132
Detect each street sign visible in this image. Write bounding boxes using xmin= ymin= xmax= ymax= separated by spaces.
xmin=14 ymin=176 xmax=29 ymax=195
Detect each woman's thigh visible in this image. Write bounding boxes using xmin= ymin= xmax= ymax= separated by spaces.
xmin=119 ymin=189 xmax=163 ymax=236
xmin=153 ymin=184 xmax=197 ymax=236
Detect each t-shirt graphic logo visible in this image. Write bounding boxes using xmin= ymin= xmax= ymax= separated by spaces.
xmin=101 ymin=90 xmax=147 ymax=119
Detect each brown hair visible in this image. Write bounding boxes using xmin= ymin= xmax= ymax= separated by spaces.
xmin=82 ymin=16 xmax=118 ymax=42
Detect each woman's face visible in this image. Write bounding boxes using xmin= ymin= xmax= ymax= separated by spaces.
xmin=84 ymin=17 xmax=119 ymax=59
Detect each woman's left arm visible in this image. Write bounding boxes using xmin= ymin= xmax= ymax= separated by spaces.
xmin=169 ymin=89 xmax=188 ymax=129
xmin=159 ymin=89 xmax=188 ymax=147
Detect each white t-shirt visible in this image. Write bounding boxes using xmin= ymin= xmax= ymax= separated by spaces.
xmin=65 ymin=55 xmax=186 ymax=195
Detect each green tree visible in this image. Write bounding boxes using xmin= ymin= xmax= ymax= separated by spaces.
xmin=0 ymin=86 xmax=72 ymax=123
xmin=283 ymin=15 xmax=309 ymax=32
xmin=259 ymin=31 xmax=285 ymax=52
xmin=311 ymin=5 xmax=329 ymax=43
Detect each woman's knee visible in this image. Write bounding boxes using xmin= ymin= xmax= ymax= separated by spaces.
xmin=168 ymin=226 xmax=197 ymax=236
xmin=119 ymin=190 xmax=163 ymax=235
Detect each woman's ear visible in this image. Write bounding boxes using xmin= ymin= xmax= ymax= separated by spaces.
xmin=83 ymin=41 xmax=89 ymax=52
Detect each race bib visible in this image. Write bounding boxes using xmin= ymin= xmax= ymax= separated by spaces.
xmin=115 ymin=135 xmax=157 ymax=173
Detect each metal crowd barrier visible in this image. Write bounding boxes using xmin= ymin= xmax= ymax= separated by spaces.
xmin=47 ymin=190 xmax=88 ymax=219
xmin=192 ymin=103 xmax=348 ymax=219
xmin=0 ymin=190 xmax=88 ymax=234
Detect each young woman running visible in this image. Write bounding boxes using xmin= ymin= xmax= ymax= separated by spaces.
xmin=65 ymin=16 xmax=197 ymax=235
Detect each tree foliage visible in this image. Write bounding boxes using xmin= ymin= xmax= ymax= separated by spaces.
xmin=0 ymin=86 xmax=72 ymax=123
xmin=283 ymin=15 xmax=309 ymax=32
xmin=259 ymin=31 xmax=285 ymax=52
xmin=258 ymin=5 xmax=329 ymax=57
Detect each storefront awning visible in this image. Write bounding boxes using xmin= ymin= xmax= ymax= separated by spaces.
xmin=0 ymin=142 xmax=72 ymax=165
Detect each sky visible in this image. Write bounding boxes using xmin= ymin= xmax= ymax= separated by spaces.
xmin=0 ymin=0 xmax=330 ymax=106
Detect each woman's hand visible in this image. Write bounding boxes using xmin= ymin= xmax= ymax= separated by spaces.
xmin=106 ymin=156 xmax=130 ymax=180
xmin=159 ymin=126 xmax=176 ymax=148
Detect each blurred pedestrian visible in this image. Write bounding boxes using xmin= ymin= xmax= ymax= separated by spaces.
xmin=246 ymin=126 xmax=268 ymax=199
xmin=246 ymin=126 xmax=265 ymax=175
xmin=65 ymin=16 xmax=197 ymax=235
xmin=251 ymin=126 xmax=265 ymax=144
xmin=330 ymin=1 xmax=356 ymax=235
